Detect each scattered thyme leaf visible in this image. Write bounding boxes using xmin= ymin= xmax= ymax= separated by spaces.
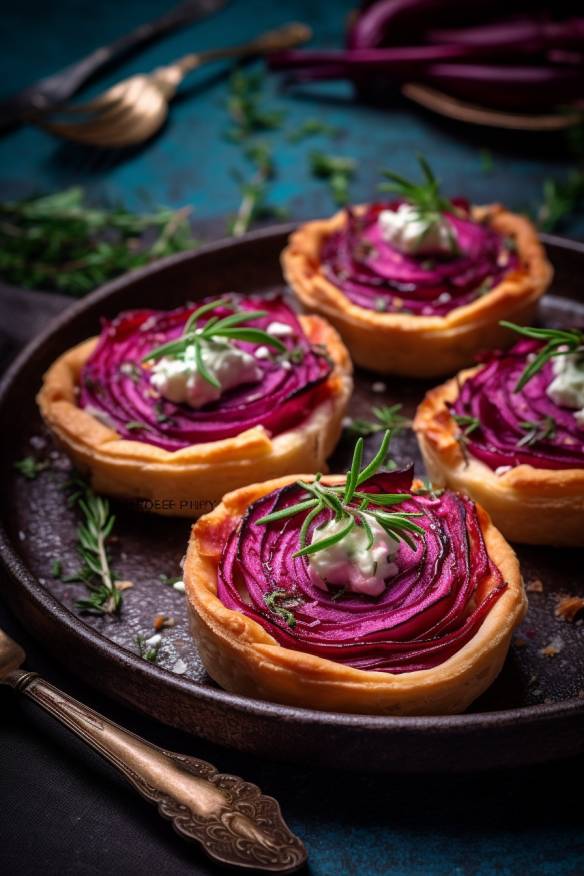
xmin=13 ymin=456 xmax=49 ymax=480
xmin=135 ymin=633 xmax=161 ymax=663
xmin=50 ymin=559 xmax=62 ymax=578
xmin=263 ymin=589 xmax=300 ymax=628
xmin=517 ymin=416 xmax=556 ymax=448
xmin=310 ymin=151 xmax=357 ymax=206
xmin=225 ymin=69 xmax=285 ymax=141
xmin=287 ymin=118 xmax=340 ymax=143
xmin=537 ymin=172 xmax=584 ymax=232
xmin=345 ymin=404 xmax=411 ymax=438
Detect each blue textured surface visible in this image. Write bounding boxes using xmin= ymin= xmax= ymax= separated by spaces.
xmin=0 ymin=3 xmax=583 ymax=875
xmin=1 ymin=0 xmax=583 ymax=238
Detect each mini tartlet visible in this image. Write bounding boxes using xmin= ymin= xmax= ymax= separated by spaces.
xmin=37 ymin=295 xmax=352 ymax=517
xmin=184 ymin=438 xmax=525 ymax=716
xmin=282 ymin=161 xmax=552 ymax=377
xmin=414 ymin=325 xmax=584 ymax=546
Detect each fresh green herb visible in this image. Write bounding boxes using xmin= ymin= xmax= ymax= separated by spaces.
xmin=374 ymin=297 xmax=388 ymax=312
xmin=257 ymin=431 xmax=424 ymax=558
xmin=517 ymin=416 xmax=557 ymax=448
xmin=310 ymin=151 xmax=357 ymax=206
xmin=345 ymin=404 xmax=411 ymax=438
xmin=263 ymin=589 xmax=300 ymax=628
xmin=226 ymin=69 xmax=285 ymax=142
xmin=287 ymin=118 xmax=339 ymax=143
xmin=413 ymin=479 xmax=444 ymax=499
xmin=0 ymin=188 xmax=196 ymax=296
xmin=479 ymin=149 xmax=494 ymax=174
xmin=474 ymin=276 xmax=494 ymax=297
xmin=13 ymin=456 xmax=49 ymax=480
xmin=536 ymin=172 xmax=584 ymax=232
xmin=135 ymin=633 xmax=161 ymax=663
xmin=143 ymin=297 xmax=286 ymax=387
xmin=154 ymin=401 xmax=174 ymax=425
xmin=66 ymin=477 xmax=122 ymax=615
xmin=159 ymin=574 xmax=182 ymax=587
xmin=125 ymin=420 xmax=147 ymax=432
xmin=50 ymin=559 xmax=62 ymax=578
xmin=452 ymin=413 xmax=480 ymax=464
xmin=230 ymin=142 xmax=288 ymax=237
xmin=379 ymin=155 xmax=459 ymax=255
xmin=500 ymin=322 xmax=584 ymax=391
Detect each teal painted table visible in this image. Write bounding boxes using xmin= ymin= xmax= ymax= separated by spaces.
xmin=0 ymin=3 xmax=583 ymax=876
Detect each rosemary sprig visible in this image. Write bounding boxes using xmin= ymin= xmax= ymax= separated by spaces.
xmin=310 ymin=151 xmax=357 ymax=206
xmin=378 ymin=155 xmax=458 ymax=254
xmin=379 ymin=155 xmax=453 ymax=215
xmin=500 ymin=322 xmax=584 ymax=391
xmin=257 ymin=431 xmax=424 ymax=558
xmin=0 ymin=187 xmax=196 ymax=296
xmin=345 ymin=404 xmax=411 ymax=438
xmin=13 ymin=456 xmax=49 ymax=480
xmin=142 ymin=297 xmax=286 ymax=387
xmin=67 ymin=477 xmax=122 ymax=615
xmin=517 ymin=416 xmax=556 ymax=448
xmin=536 ymin=172 xmax=584 ymax=232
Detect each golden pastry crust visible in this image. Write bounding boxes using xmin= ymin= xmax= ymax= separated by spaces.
xmin=282 ymin=205 xmax=553 ymax=377
xmin=184 ymin=474 xmax=526 ymax=716
xmin=414 ymin=370 xmax=584 ymax=546
xmin=37 ymin=315 xmax=353 ymax=518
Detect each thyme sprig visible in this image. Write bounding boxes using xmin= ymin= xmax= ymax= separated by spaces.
xmin=500 ymin=322 xmax=584 ymax=391
xmin=257 ymin=431 xmax=424 ymax=558
xmin=142 ymin=297 xmax=286 ymax=388
xmin=226 ymin=69 xmax=285 ymax=142
xmin=66 ymin=477 xmax=122 ymax=615
xmin=230 ymin=142 xmax=288 ymax=237
xmin=310 ymin=151 xmax=357 ymax=206
xmin=263 ymin=589 xmax=301 ymax=628
xmin=345 ymin=404 xmax=411 ymax=438
xmin=135 ymin=634 xmax=161 ymax=664
xmin=14 ymin=456 xmax=49 ymax=480
xmin=517 ymin=416 xmax=556 ymax=448
xmin=0 ymin=187 xmax=196 ymax=296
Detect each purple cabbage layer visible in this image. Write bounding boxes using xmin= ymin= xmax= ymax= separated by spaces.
xmin=217 ymin=469 xmax=506 ymax=674
xmin=321 ymin=201 xmax=519 ymax=316
xmin=79 ymin=297 xmax=332 ymax=451
xmin=452 ymin=339 xmax=584 ymax=470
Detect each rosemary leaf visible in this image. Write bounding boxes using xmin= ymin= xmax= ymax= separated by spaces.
xmin=13 ymin=456 xmax=49 ymax=480
xmin=500 ymin=322 xmax=584 ymax=391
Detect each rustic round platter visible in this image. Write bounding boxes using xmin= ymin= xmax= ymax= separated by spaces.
xmin=1 ymin=225 xmax=583 ymax=773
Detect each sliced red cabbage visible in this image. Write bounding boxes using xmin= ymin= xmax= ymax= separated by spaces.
xmin=79 ymin=296 xmax=332 ymax=451
xmin=321 ymin=202 xmax=518 ymax=316
xmin=217 ymin=469 xmax=507 ymax=674
xmin=452 ymin=339 xmax=584 ymax=470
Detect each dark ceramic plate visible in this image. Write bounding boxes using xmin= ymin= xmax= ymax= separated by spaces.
xmin=1 ymin=226 xmax=583 ymax=774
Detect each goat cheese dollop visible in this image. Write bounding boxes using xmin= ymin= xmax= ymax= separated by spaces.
xmin=378 ymin=204 xmax=455 ymax=257
xmin=307 ymin=516 xmax=399 ymax=597
xmin=547 ymin=352 xmax=584 ymax=427
xmin=151 ymin=339 xmax=262 ymax=408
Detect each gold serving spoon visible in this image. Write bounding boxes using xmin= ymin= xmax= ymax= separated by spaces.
xmin=0 ymin=626 xmax=306 ymax=872
xmin=34 ymin=22 xmax=311 ymax=148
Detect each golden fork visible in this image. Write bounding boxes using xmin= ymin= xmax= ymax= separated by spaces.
xmin=36 ymin=22 xmax=311 ymax=148
xmin=0 ymin=626 xmax=306 ymax=872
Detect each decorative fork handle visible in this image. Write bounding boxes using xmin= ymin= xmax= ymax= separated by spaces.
xmin=4 ymin=669 xmax=306 ymax=872
xmin=175 ymin=22 xmax=312 ymax=75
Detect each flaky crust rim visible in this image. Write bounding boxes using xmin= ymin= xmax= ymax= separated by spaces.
xmin=184 ymin=475 xmax=526 ymax=716
xmin=36 ymin=315 xmax=353 ymax=517
xmin=282 ymin=205 xmax=553 ymax=377
xmin=413 ymin=371 xmax=584 ymax=546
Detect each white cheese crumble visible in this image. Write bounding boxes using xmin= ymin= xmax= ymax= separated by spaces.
xmin=378 ymin=204 xmax=455 ymax=256
xmin=151 ymin=339 xmax=261 ymax=409
xmin=173 ymin=580 xmax=185 ymax=592
xmin=254 ymin=345 xmax=271 ymax=359
xmin=308 ymin=516 xmax=399 ymax=597
xmin=547 ymin=352 xmax=584 ymax=427
xmin=266 ymin=321 xmax=294 ymax=337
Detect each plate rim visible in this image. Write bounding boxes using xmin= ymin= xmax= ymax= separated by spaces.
xmin=1 ymin=223 xmax=583 ymax=735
